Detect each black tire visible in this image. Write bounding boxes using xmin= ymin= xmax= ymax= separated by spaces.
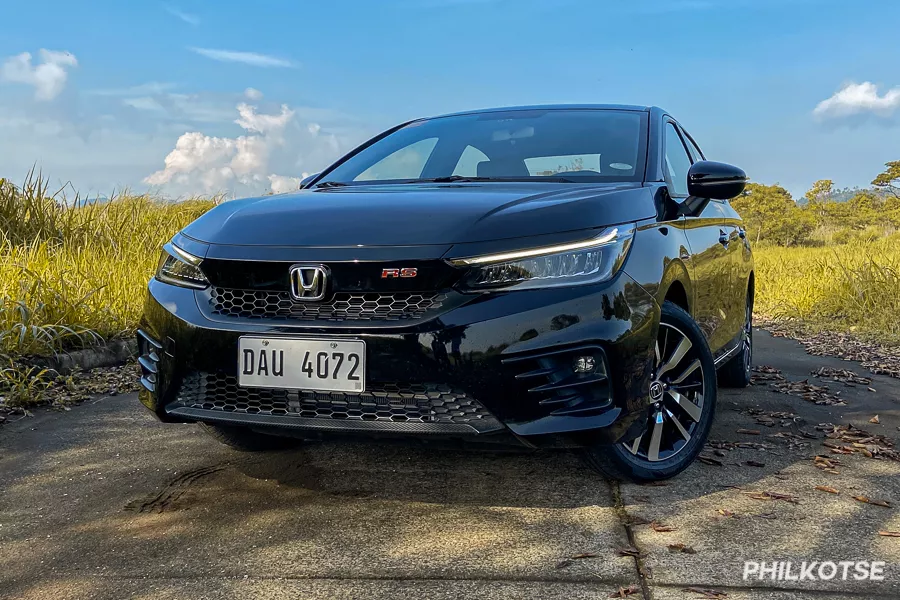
xmin=583 ymin=301 xmax=717 ymax=482
xmin=200 ymin=423 xmax=302 ymax=452
xmin=718 ymin=294 xmax=753 ymax=388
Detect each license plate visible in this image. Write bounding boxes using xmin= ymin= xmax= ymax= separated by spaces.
xmin=237 ymin=337 xmax=365 ymax=392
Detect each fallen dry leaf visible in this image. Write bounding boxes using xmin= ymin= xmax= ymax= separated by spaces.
xmin=683 ymin=587 xmax=728 ymax=599
xmin=811 ymin=366 xmax=872 ymax=385
xmin=736 ymin=428 xmax=761 ymax=435
xmin=870 ymin=415 xmax=880 ymax=424
xmin=555 ymin=552 xmax=598 ymax=568
xmin=717 ymin=509 xmax=737 ymax=518
xmin=668 ymin=543 xmax=698 ymax=554
xmin=878 ymin=531 xmax=900 ymax=537
xmin=743 ymin=491 xmax=800 ymax=504
xmin=743 ymin=460 xmax=766 ymax=468
xmin=815 ymin=485 xmax=839 ymax=494
xmin=608 ymin=585 xmax=640 ymax=598
xmin=760 ymin=323 xmax=900 ymax=379
xmin=650 ymin=521 xmax=676 ymax=532
xmin=617 ymin=547 xmax=643 ymax=558
xmin=852 ymin=496 xmax=892 ymax=508
xmin=772 ymin=378 xmax=846 ymax=406
xmin=697 ymin=454 xmax=724 ymax=466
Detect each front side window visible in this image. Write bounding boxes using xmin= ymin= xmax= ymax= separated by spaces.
xmin=319 ymin=109 xmax=649 ymax=185
xmin=680 ymin=127 xmax=705 ymax=163
xmin=664 ymin=122 xmax=692 ymax=196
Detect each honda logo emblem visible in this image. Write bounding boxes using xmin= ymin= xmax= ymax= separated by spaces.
xmin=289 ymin=265 xmax=328 ymax=301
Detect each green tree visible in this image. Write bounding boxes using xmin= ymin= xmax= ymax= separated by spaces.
xmin=804 ymin=179 xmax=833 ymax=225
xmin=872 ymin=161 xmax=900 ymax=199
xmin=732 ymin=183 xmax=813 ymax=246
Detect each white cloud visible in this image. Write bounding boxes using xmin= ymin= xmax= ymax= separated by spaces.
xmin=144 ymin=100 xmax=345 ymax=195
xmin=235 ymin=102 xmax=294 ymax=134
xmin=244 ymin=87 xmax=263 ymax=100
xmin=0 ymin=49 xmax=78 ymax=100
xmin=188 ymin=47 xmax=295 ymax=68
xmin=87 ymin=81 xmax=176 ymax=96
xmin=164 ymin=5 xmax=200 ymax=25
xmin=814 ymin=81 xmax=900 ymax=120
xmin=268 ymin=174 xmax=303 ymax=194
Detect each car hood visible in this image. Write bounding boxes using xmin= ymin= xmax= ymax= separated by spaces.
xmin=181 ymin=182 xmax=655 ymax=248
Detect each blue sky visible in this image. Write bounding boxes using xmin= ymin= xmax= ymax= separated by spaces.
xmin=1 ymin=0 xmax=898 ymax=199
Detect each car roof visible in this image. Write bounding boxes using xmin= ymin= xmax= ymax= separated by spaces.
xmin=426 ymin=104 xmax=662 ymax=120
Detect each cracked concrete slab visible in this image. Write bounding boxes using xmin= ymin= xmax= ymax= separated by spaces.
xmin=0 ymin=392 xmax=636 ymax=599
xmin=7 ymin=577 xmax=629 ymax=600
xmin=623 ymin=331 xmax=900 ymax=598
xmin=1 ymin=330 xmax=898 ymax=599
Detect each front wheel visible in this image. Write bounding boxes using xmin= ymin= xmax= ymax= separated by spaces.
xmin=583 ymin=301 xmax=717 ymax=482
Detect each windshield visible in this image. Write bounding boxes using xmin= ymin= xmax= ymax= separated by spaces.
xmin=318 ymin=108 xmax=648 ymax=185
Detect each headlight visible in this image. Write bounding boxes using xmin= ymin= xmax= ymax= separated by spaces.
xmin=155 ymin=242 xmax=209 ymax=289
xmin=450 ymin=224 xmax=634 ymax=291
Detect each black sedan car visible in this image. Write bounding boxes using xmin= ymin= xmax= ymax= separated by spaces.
xmin=138 ymin=105 xmax=753 ymax=482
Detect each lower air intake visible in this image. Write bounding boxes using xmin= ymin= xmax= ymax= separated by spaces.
xmin=169 ymin=372 xmax=502 ymax=434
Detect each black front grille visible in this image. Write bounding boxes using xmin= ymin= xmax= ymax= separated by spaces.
xmin=170 ymin=372 xmax=502 ymax=433
xmin=209 ymin=288 xmax=447 ymax=322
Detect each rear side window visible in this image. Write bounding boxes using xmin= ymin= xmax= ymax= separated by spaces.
xmin=664 ymin=122 xmax=691 ymax=196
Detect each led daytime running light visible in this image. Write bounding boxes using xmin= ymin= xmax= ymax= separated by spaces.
xmin=451 ymin=227 xmax=620 ymax=266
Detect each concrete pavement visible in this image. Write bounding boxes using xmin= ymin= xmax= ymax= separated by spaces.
xmin=1 ymin=330 xmax=898 ymax=599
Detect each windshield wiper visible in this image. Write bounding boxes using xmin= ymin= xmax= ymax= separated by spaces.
xmin=422 ymin=175 xmax=491 ymax=183
xmin=417 ymin=175 xmax=577 ymax=184
xmin=314 ymin=181 xmax=348 ymax=188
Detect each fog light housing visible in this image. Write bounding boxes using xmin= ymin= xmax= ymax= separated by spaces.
xmin=573 ymin=356 xmax=596 ymax=373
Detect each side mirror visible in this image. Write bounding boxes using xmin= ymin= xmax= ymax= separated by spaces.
xmin=687 ymin=161 xmax=747 ymax=200
xmin=299 ymin=173 xmax=320 ymax=189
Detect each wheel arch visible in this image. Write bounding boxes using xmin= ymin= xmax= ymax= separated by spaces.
xmin=658 ymin=260 xmax=692 ymax=316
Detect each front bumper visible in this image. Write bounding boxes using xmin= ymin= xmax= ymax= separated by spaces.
xmin=138 ymin=271 xmax=659 ymax=448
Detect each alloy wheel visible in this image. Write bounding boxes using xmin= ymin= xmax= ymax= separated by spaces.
xmin=622 ymin=323 xmax=707 ymax=462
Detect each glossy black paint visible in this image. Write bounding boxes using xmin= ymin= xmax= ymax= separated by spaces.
xmin=688 ymin=161 xmax=748 ymax=200
xmin=181 ymin=182 xmax=654 ymax=247
xmin=140 ymin=104 xmax=754 ymax=448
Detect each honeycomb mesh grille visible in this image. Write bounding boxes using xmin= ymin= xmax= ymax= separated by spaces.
xmin=174 ymin=372 xmax=500 ymax=431
xmin=209 ymin=288 xmax=447 ymax=322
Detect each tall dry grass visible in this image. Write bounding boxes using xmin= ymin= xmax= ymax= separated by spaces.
xmin=0 ymin=172 xmax=216 ymax=357
xmin=754 ymin=236 xmax=900 ymax=344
